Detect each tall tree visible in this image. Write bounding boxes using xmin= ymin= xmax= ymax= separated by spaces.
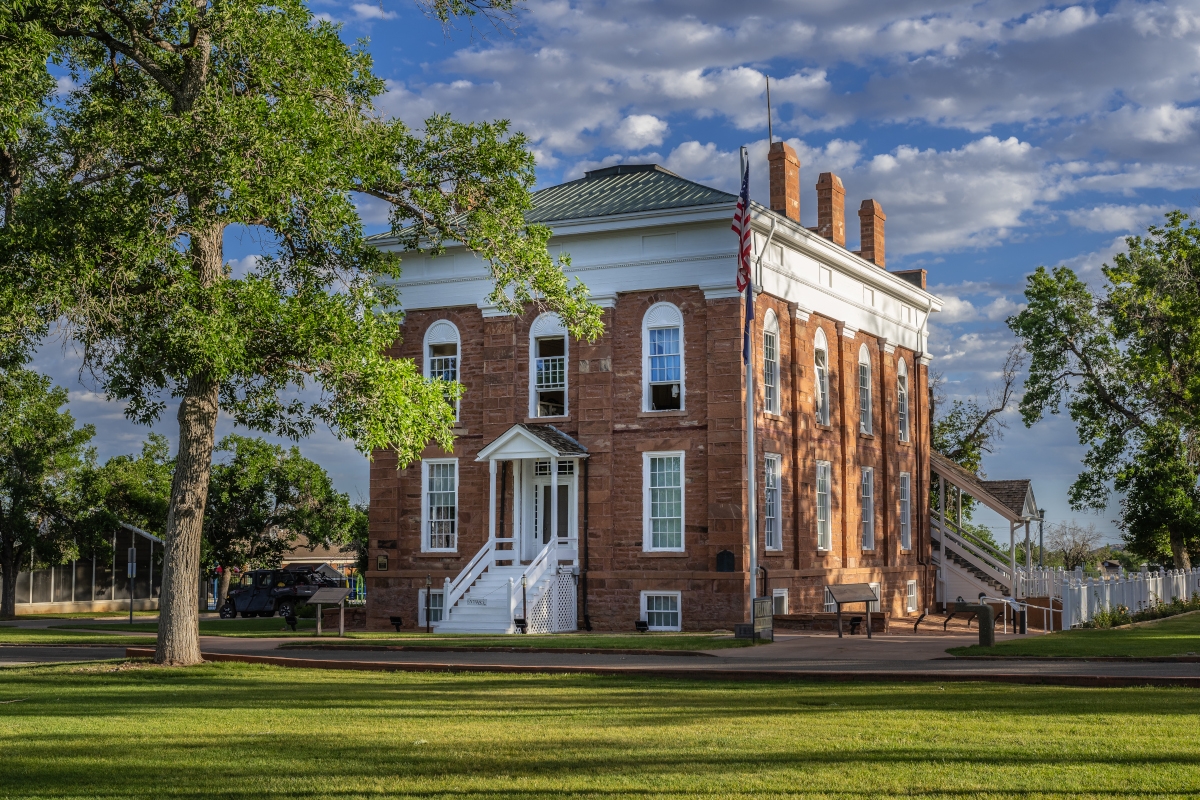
xmin=204 ymin=434 xmax=361 ymax=604
xmin=0 ymin=369 xmax=95 ymax=618
xmin=5 ymin=0 xmax=601 ymax=664
xmin=1009 ymin=212 xmax=1200 ymax=568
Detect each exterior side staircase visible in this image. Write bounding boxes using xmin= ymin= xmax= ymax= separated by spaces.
xmin=931 ymin=516 xmax=1013 ymax=602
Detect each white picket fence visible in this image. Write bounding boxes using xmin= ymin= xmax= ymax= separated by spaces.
xmin=1017 ymin=566 xmax=1200 ymax=628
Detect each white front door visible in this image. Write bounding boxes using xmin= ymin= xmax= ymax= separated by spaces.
xmin=522 ymin=461 xmax=577 ymax=562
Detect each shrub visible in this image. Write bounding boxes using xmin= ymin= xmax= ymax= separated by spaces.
xmin=1131 ymin=594 xmax=1200 ymax=623
xmin=1087 ymin=605 xmax=1132 ymax=629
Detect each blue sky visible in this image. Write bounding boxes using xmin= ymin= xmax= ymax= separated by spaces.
xmin=37 ymin=0 xmax=1200 ymax=541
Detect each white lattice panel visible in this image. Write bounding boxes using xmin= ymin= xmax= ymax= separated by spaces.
xmin=553 ymin=574 xmax=577 ymax=633
xmin=527 ymin=585 xmax=553 ymax=634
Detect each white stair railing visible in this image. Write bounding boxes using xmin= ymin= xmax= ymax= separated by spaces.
xmin=932 ymin=516 xmax=1013 ymax=593
xmin=442 ymin=539 xmax=496 ymax=621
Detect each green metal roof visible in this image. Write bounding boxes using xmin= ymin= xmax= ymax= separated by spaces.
xmin=526 ymin=164 xmax=736 ymax=224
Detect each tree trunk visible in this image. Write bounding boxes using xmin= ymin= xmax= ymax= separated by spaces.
xmin=0 ymin=535 xmax=16 ymax=621
xmin=155 ymin=224 xmax=224 ymax=665
xmin=1170 ymin=531 xmax=1192 ymax=570
xmin=217 ymin=569 xmax=231 ymax=607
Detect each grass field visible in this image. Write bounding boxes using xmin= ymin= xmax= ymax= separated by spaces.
xmin=59 ymin=618 xmax=317 ymax=637
xmin=0 ymin=626 xmax=156 ymax=646
xmin=61 ymin=620 xmax=750 ymax=649
xmin=0 ymin=661 xmax=1197 ymax=798
xmin=949 ymin=610 xmax=1200 ymax=658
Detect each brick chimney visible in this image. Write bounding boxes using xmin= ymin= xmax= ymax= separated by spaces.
xmin=767 ymin=141 xmax=800 ymax=222
xmin=858 ymin=199 xmax=885 ymax=267
xmin=815 ymin=172 xmax=845 ymax=247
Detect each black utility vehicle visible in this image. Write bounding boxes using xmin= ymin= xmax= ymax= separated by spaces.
xmin=219 ymin=566 xmax=346 ymax=619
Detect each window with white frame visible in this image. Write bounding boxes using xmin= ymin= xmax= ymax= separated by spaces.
xmin=763 ymin=310 xmax=779 ymax=414
xmin=869 ymin=582 xmax=881 ymax=613
xmin=644 ymin=452 xmax=684 ymax=551
xmin=897 ymin=358 xmax=910 ymax=443
xmin=772 ymin=588 xmax=789 ymax=615
xmin=814 ymin=328 xmax=830 ymax=426
xmin=858 ymin=344 xmax=872 ymax=434
xmin=861 ymin=467 xmax=875 ymax=551
xmin=816 ymin=461 xmax=832 ymax=551
xmin=823 ymin=586 xmax=835 ymax=612
xmin=423 ymin=321 xmax=461 ymax=420
xmin=643 ymin=303 xmax=684 ymax=411
xmin=900 ymin=472 xmax=912 ymax=551
xmin=906 ymin=580 xmax=918 ymax=613
xmin=764 ymin=454 xmax=781 ymax=551
xmin=422 ymin=459 xmax=458 ymax=551
xmin=418 ymin=589 xmax=444 ymax=625
xmin=641 ymin=591 xmax=681 ymax=631
xmin=531 ymin=313 xmax=568 ymax=417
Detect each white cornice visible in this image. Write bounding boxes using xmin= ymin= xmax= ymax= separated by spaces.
xmin=747 ymin=202 xmax=942 ymax=311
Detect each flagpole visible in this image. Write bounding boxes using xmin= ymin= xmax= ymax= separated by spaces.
xmin=742 ymin=146 xmax=759 ymax=621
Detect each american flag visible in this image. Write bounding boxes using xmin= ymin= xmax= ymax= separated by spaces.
xmin=732 ymin=146 xmax=752 ymax=292
xmin=732 ymin=147 xmax=754 ymax=364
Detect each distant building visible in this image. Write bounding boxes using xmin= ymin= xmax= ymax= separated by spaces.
xmin=365 ymin=146 xmax=943 ymax=632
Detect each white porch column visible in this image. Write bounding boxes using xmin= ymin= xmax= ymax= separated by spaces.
xmin=1024 ymin=520 xmax=1032 ymax=572
xmin=489 ymin=459 xmax=498 ymax=543
xmin=1010 ymin=522 xmax=1017 ymax=598
xmin=550 ymin=456 xmax=559 ymax=543
xmin=514 ymin=460 xmax=523 ymax=555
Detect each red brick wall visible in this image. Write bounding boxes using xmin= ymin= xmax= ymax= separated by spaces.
xmin=366 ymin=288 xmax=933 ymax=631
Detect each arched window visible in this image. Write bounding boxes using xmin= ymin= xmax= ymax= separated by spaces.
xmin=643 ymin=302 xmax=684 ymax=411
xmin=763 ymin=310 xmax=780 ymax=414
xmin=897 ymin=357 xmax=910 ymax=443
xmin=424 ymin=320 xmax=461 ymax=420
xmin=814 ymin=328 xmax=830 ymax=426
xmin=530 ymin=312 xmax=568 ymax=417
xmin=858 ymin=344 xmax=872 ymax=435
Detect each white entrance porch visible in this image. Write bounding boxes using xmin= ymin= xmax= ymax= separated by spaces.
xmin=435 ymin=424 xmax=586 ymax=634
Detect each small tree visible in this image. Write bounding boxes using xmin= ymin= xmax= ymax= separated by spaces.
xmin=1115 ymin=427 xmax=1200 ymax=567
xmin=204 ymin=435 xmax=361 ymax=604
xmin=1045 ymin=521 xmax=1104 ymax=572
xmin=0 ymin=369 xmax=95 ymax=618
xmin=84 ymin=433 xmax=174 ymax=535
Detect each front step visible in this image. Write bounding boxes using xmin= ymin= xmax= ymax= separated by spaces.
xmin=434 ymin=565 xmax=528 ymax=634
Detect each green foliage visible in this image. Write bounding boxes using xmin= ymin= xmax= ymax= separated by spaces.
xmin=81 ymin=433 xmax=173 ymax=540
xmin=1009 ymin=211 xmax=1200 ymax=568
xmin=1085 ymin=605 xmax=1132 ymax=629
xmin=1131 ymin=594 xmax=1200 ymax=623
xmin=4 ymin=0 xmax=601 ymax=466
xmin=0 ymin=368 xmax=95 ymax=616
xmin=203 ymin=434 xmax=361 ymax=571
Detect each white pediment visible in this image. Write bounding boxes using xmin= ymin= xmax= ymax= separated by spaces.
xmin=476 ymin=425 xmax=571 ymax=461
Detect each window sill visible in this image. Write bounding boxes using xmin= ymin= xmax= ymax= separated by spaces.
xmin=638 ymin=409 xmax=687 ymax=417
xmin=764 ymin=412 xmax=785 ymax=421
xmin=815 ymin=549 xmax=832 ymax=556
xmin=451 ymin=427 xmax=468 ymax=435
xmin=859 ymin=431 xmax=875 ymax=439
xmin=641 ymin=550 xmax=688 ymax=557
xmin=415 ymin=552 xmax=458 ymax=558
xmin=525 ymin=415 xmax=571 ymax=424
xmin=816 ymin=423 xmax=834 ymax=432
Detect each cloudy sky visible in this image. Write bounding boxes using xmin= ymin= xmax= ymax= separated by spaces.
xmin=38 ymin=0 xmax=1200 ymax=541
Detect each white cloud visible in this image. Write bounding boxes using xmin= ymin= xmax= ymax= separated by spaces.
xmin=351 ymin=3 xmax=395 ymax=20
xmin=1065 ymin=203 xmax=1173 ymax=232
xmin=612 ymin=114 xmax=669 ymax=150
xmin=54 ymin=75 xmax=77 ymax=96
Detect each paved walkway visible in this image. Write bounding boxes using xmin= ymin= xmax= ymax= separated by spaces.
xmin=5 ymin=618 xmax=1200 ymax=686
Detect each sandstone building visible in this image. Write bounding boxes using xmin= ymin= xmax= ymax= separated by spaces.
xmin=365 ymin=143 xmax=944 ymax=632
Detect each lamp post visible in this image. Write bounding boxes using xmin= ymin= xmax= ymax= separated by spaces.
xmin=1038 ymin=509 xmax=1046 ymax=569
xmin=425 ymin=575 xmax=432 ymax=634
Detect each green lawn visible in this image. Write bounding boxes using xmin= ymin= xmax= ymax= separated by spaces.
xmin=949 ymin=610 xmax=1200 ymax=658
xmin=0 ymin=626 xmax=156 ymax=646
xmin=62 ymin=620 xmax=750 ymax=650
xmin=279 ymin=632 xmax=752 ymax=651
xmin=0 ymin=661 xmax=1197 ymax=798
xmin=57 ymin=618 xmax=318 ymax=637
xmin=14 ymin=611 xmax=161 ymax=619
